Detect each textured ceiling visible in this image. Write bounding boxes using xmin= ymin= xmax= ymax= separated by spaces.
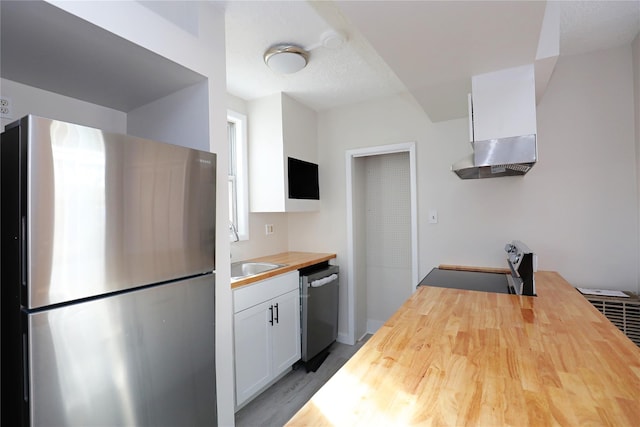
xmin=224 ymin=0 xmax=640 ymax=120
xmin=224 ymin=0 xmax=405 ymax=112
xmin=560 ymin=0 xmax=640 ymax=56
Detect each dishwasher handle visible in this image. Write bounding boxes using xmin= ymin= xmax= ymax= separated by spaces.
xmin=309 ymin=273 xmax=338 ymax=288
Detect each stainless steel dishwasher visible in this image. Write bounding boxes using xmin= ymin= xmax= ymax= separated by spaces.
xmin=299 ymin=263 xmax=339 ymax=371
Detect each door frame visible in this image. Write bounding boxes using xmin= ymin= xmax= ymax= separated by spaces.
xmin=344 ymin=142 xmax=418 ymax=345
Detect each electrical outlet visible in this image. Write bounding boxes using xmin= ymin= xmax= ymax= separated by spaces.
xmin=428 ymin=209 xmax=438 ymax=224
xmin=0 ymin=97 xmax=13 ymax=118
xmin=265 ymin=224 xmax=274 ymax=235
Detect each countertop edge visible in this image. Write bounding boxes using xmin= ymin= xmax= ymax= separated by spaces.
xmin=230 ymin=252 xmax=337 ymax=289
xmin=438 ymin=264 xmax=511 ymax=274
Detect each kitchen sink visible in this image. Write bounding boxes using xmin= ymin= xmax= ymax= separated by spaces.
xmin=230 ymin=262 xmax=285 ymax=280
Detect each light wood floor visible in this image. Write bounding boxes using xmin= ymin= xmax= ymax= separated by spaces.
xmin=235 ymin=336 xmax=370 ymax=427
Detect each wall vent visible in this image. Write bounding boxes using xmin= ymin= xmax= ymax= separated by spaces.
xmin=583 ymin=294 xmax=640 ymax=347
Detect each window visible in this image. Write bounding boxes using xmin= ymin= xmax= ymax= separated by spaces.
xmin=228 ymin=110 xmax=248 ymax=241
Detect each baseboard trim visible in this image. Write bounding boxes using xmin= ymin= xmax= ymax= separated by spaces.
xmin=367 ymin=319 xmax=384 ymax=335
xmin=337 ymin=332 xmax=352 ymax=345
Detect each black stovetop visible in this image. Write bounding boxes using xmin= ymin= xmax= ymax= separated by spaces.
xmin=418 ymin=268 xmax=511 ymax=294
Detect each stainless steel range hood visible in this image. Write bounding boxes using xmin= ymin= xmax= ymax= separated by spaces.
xmin=452 ymin=134 xmax=537 ymax=179
xmin=452 ymin=64 xmax=538 ymax=180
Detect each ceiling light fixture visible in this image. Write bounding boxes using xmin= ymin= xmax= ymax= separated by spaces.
xmin=263 ymin=44 xmax=309 ymax=74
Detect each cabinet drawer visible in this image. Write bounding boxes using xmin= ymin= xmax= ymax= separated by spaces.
xmin=233 ymin=271 xmax=299 ymax=313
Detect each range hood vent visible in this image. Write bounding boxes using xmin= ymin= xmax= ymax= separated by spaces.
xmin=452 ymin=64 xmax=538 ymax=180
xmin=452 ymin=134 xmax=537 ymax=179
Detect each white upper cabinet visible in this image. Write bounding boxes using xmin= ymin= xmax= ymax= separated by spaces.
xmin=470 ymin=63 xmax=537 ymax=142
xmin=247 ymin=93 xmax=319 ymax=213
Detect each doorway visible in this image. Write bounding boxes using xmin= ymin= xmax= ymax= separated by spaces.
xmin=345 ymin=142 xmax=418 ymax=344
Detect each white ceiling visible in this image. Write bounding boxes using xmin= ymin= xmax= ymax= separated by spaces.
xmin=1 ymin=1 xmax=637 ymax=119
xmin=224 ymin=0 xmax=406 ymax=112
xmin=224 ymin=0 xmax=640 ymax=121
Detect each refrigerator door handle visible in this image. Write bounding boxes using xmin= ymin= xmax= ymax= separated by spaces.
xmin=21 ymin=216 xmax=26 ymax=286
xmin=22 ymin=333 xmax=29 ymax=402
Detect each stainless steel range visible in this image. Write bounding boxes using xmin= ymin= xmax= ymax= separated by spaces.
xmin=505 ymin=241 xmax=537 ymax=296
xmin=418 ymin=241 xmax=537 ymax=296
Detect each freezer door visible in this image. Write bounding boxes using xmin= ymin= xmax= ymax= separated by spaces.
xmin=26 ymin=274 xmax=216 ymax=427
xmin=23 ymin=116 xmax=216 ymax=308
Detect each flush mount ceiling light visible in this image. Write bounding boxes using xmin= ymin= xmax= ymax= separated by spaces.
xmin=263 ymin=44 xmax=309 ymax=74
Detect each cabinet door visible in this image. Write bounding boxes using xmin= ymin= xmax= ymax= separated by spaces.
xmin=234 ymin=301 xmax=272 ymax=406
xmin=271 ymin=289 xmax=301 ymax=376
xmin=471 ymin=64 xmax=536 ymax=141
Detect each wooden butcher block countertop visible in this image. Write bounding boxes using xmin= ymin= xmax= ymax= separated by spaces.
xmin=286 ymin=271 xmax=640 ymax=426
xmin=230 ymin=251 xmax=336 ymax=289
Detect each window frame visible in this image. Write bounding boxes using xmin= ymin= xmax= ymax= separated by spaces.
xmin=227 ymin=109 xmax=249 ymax=241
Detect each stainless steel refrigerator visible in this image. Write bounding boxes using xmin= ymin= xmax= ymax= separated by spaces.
xmin=1 ymin=115 xmax=217 ymax=426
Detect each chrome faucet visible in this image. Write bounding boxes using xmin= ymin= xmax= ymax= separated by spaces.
xmin=229 ymin=221 xmax=240 ymax=242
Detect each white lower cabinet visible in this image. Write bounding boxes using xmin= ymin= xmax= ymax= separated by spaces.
xmin=234 ymin=301 xmax=272 ymax=405
xmin=233 ymin=271 xmax=301 ymax=408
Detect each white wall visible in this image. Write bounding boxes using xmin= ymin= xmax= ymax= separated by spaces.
xmin=127 ymin=81 xmax=210 ymax=151
xmin=536 ymin=45 xmax=637 ymax=292
xmin=0 ymin=78 xmax=127 ymax=132
xmin=227 ymin=92 xmax=248 ymax=115
xmin=232 ymin=212 xmax=290 ymax=261
xmin=289 ymin=44 xmax=639 ymax=340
